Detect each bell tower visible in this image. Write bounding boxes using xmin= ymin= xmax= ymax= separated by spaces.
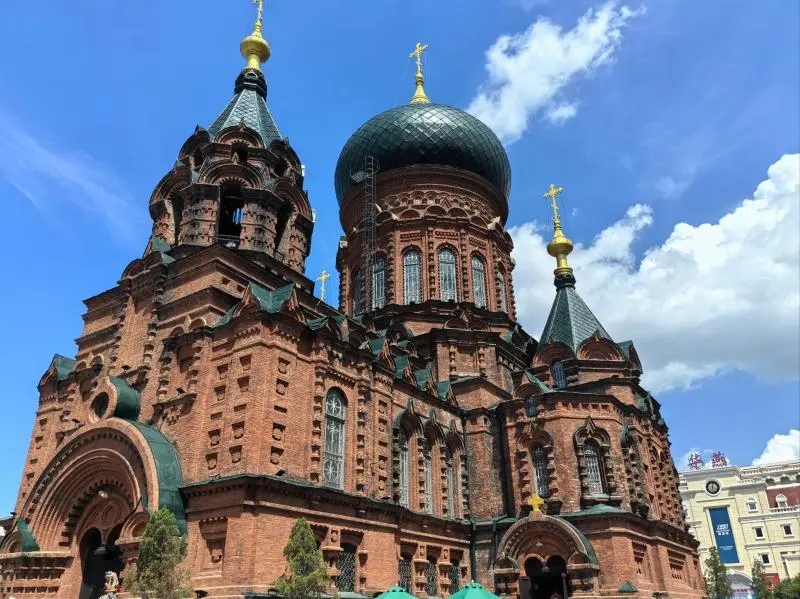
xmin=147 ymin=1 xmax=313 ymax=274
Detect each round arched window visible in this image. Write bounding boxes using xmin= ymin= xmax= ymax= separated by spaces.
xmin=90 ymin=393 xmax=110 ymax=421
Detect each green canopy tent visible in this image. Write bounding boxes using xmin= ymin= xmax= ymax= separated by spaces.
xmin=375 ymin=585 xmax=419 ymax=599
xmin=448 ymin=580 xmax=500 ymax=599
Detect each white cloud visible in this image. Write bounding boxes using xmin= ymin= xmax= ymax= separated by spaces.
xmin=510 ymin=154 xmax=800 ymax=392
xmin=468 ymin=2 xmax=641 ymax=143
xmin=752 ymin=430 xmax=800 ymax=466
xmin=0 ymin=112 xmax=141 ymax=241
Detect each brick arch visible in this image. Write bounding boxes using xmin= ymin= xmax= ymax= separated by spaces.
xmin=577 ymin=336 xmax=624 ymax=361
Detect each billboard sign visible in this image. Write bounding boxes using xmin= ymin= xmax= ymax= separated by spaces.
xmin=709 ymin=507 xmax=740 ymax=564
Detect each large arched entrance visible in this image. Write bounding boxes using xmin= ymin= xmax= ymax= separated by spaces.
xmin=493 ymin=511 xmax=600 ymax=599
xmin=524 ymin=556 xmax=569 ymax=599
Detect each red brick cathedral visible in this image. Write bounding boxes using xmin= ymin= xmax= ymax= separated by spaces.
xmin=0 ymin=9 xmax=703 ymax=599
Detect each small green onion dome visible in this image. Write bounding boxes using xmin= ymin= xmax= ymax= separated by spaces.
xmin=335 ymin=103 xmax=511 ymax=204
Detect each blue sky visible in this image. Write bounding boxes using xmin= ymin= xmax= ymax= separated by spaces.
xmin=0 ymin=1 xmax=798 ymax=512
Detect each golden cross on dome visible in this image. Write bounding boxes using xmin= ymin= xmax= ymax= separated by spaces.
xmin=252 ymin=0 xmax=264 ymax=33
xmin=543 ymin=183 xmax=565 ymax=225
xmin=528 ymin=493 xmax=546 ymax=513
xmin=409 ymin=42 xmax=428 ymax=75
xmin=317 ymin=270 xmax=331 ymax=302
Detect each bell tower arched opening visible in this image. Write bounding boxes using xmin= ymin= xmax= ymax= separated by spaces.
xmin=523 ymin=555 xmax=569 ymax=599
xmin=218 ymin=182 xmax=245 ymax=247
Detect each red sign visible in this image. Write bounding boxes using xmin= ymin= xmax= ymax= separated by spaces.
xmin=765 ymin=573 xmax=780 ymax=589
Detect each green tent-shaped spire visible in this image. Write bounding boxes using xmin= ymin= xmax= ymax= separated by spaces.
xmin=208 ymin=69 xmax=282 ymax=145
xmin=539 ymin=274 xmax=611 ymax=352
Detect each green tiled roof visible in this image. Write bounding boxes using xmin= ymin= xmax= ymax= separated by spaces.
xmin=208 ymin=70 xmax=281 ymax=145
xmin=436 ymin=380 xmax=452 ymax=402
xmin=561 ymin=504 xmax=625 ymax=518
xmin=335 ymin=103 xmax=510 ymax=203
xmin=413 ymin=364 xmax=432 ymax=390
xmin=524 ymin=370 xmax=553 ymax=394
xmin=109 ymin=376 xmax=141 ymax=421
xmin=617 ymin=340 xmax=634 ymax=360
xmin=213 ymin=282 xmax=295 ymax=327
xmin=540 ymin=282 xmax=611 ymax=352
xmin=619 ymin=582 xmax=638 ymax=593
xmin=16 ymin=519 xmax=40 ymax=552
xmin=53 ymin=354 xmax=76 ymax=381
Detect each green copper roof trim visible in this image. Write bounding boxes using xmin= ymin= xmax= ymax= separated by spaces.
xmin=540 ymin=284 xmax=611 ymax=352
xmin=208 ymin=70 xmax=282 ymax=145
xmin=414 ymin=364 xmax=432 ymax=390
xmin=524 ymin=370 xmax=553 ymax=393
xmin=16 ymin=519 xmax=40 ymax=552
xmin=617 ymin=340 xmax=633 ymax=361
xmin=394 ymin=354 xmax=410 ymax=379
xmin=149 ymin=236 xmax=171 ymax=253
xmin=560 ymin=504 xmax=626 ymax=518
xmin=436 ymin=380 xmax=452 ymax=402
xmin=109 ymin=376 xmax=141 ymax=421
xmin=552 ymin=515 xmax=599 ymax=565
xmin=618 ymin=582 xmax=638 ymax=593
xmin=128 ymin=421 xmax=186 ymax=533
xmin=53 ymin=354 xmax=76 ymax=381
xmin=250 ymin=281 xmax=295 ymax=313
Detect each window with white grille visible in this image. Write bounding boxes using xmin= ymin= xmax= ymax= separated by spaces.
xmin=471 ymin=254 xmax=487 ymax=308
xmin=584 ymin=441 xmax=606 ymax=495
xmin=323 ymin=390 xmax=345 ymax=489
xmin=399 ymin=435 xmax=409 ymax=507
xmin=497 ymin=270 xmax=508 ymax=313
xmin=532 ymin=445 xmax=550 ymax=498
xmin=403 ymin=250 xmax=422 ymax=304
xmin=551 ymin=361 xmax=566 ymax=388
xmin=439 ymin=248 xmax=457 ymax=302
xmin=372 ymin=256 xmax=386 ymax=309
xmin=524 ymin=396 xmax=537 ymax=418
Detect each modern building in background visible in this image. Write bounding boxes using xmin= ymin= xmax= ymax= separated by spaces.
xmin=679 ymin=459 xmax=800 ymax=596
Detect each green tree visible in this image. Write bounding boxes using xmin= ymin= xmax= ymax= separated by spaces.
xmin=122 ymin=508 xmax=192 ymax=599
xmin=772 ymin=575 xmax=800 ymax=599
xmin=704 ymin=547 xmax=733 ymax=599
xmin=751 ymin=559 xmax=772 ymax=599
xmin=276 ymin=518 xmax=330 ymax=599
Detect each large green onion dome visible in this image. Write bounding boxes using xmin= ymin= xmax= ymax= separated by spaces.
xmin=334 ymin=102 xmax=511 ymax=204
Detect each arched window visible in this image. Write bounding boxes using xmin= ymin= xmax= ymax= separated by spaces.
xmin=337 ymin=543 xmax=357 ymax=592
xmin=398 ymin=435 xmax=409 ymax=507
xmin=323 ymin=390 xmax=346 ymax=489
xmin=445 ymin=446 xmax=458 ymax=518
xmin=551 ymin=361 xmax=566 ymax=389
xmin=423 ymin=442 xmax=434 ymax=514
xmin=351 ymin=269 xmax=362 ymax=315
xmin=776 ymin=494 xmax=788 ymax=509
xmin=497 ymin=269 xmax=508 ymax=313
xmin=372 ymin=256 xmax=386 ymax=309
xmin=218 ymin=183 xmax=244 ymax=247
xmin=439 ymin=248 xmax=458 ymax=302
xmin=746 ymin=497 xmax=758 ymax=512
xmin=532 ymin=445 xmax=550 ymax=498
xmin=524 ymin=395 xmax=537 ymax=418
xmin=471 ymin=254 xmax=487 ymax=308
xmin=584 ymin=441 xmax=606 ymax=495
xmin=403 ymin=250 xmax=422 ymax=304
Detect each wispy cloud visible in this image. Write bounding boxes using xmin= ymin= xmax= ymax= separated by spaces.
xmin=468 ymin=2 xmax=643 ymax=144
xmin=0 ymin=111 xmax=141 ymax=242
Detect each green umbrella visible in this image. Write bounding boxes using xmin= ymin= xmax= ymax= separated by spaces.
xmin=375 ymin=585 xmax=418 ymax=599
xmin=448 ymin=580 xmax=500 ymax=599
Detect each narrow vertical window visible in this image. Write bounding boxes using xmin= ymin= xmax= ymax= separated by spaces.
xmin=445 ymin=446 xmax=457 ymax=518
xmin=399 ymin=555 xmax=412 ymax=592
xmin=524 ymin=395 xmax=537 ymax=418
xmin=532 ymin=445 xmax=550 ymax=498
xmin=399 ymin=435 xmax=409 ymax=507
xmin=471 ymin=254 xmax=487 ymax=308
xmin=337 ymin=543 xmax=357 ymax=592
xmin=426 ymin=557 xmax=438 ymax=597
xmin=449 ymin=559 xmax=461 ymax=594
xmin=372 ymin=256 xmax=386 ymax=309
xmin=351 ymin=269 xmax=362 ymax=315
xmin=439 ymin=248 xmax=457 ymax=302
xmin=323 ymin=390 xmax=346 ymax=489
xmin=403 ymin=250 xmax=422 ymax=304
xmin=423 ymin=443 xmax=433 ymax=514
xmin=497 ymin=270 xmax=508 ymax=313
xmin=584 ymin=441 xmax=606 ymax=495
xmin=551 ymin=361 xmax=566 ymax=389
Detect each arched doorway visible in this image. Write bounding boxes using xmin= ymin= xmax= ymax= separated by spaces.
xmin=78 ymin=527 xmax=122 ymax=599
xmin=524 ymin=556 xmax=569 ymax=599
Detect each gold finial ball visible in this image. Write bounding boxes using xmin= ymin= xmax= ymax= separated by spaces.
xmin=547 ymin=231 xmax=574 ymax=258
xmin=241 ymin=34 xmax=271 ymax=65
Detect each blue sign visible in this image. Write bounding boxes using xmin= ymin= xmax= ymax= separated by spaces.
xmin=709 ymin=507 xmax=740 ymax=564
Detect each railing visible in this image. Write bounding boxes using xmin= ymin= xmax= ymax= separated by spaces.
xmin=770 ymin=505 xmax=799 ymax=514
xmin=216 ymin=234 xmax=240 ymax=249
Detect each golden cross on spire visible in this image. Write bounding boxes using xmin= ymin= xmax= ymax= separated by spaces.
xmin=317 ymin=270 xmax=331 ymax=302
xmin=241 ymin=0 xmax=270 ymax=71
xmin=409 ymin=42 xmax=431 ymax=104
xmin=253 ymin=0 xmax=264 ymax=33
xmin=543 ymin=183 xmax=565 ymax=225
xmin=528 ymin=493 xmax=545 ymax=513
